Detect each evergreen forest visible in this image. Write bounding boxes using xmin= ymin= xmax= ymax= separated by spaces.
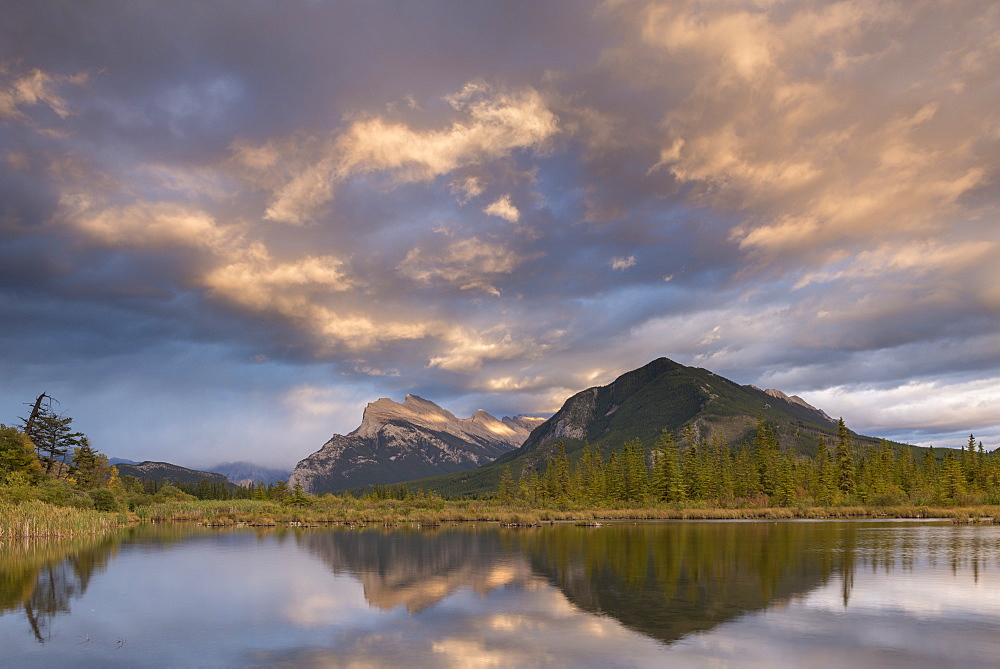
xmin=495 ymin=418 xmax=1000 ymax=508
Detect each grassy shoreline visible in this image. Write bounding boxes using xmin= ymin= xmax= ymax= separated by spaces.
xmin=3 ymin=499 xmax=998 ymax=538
xmin=0 ymin=500 xmax=128 ymax=538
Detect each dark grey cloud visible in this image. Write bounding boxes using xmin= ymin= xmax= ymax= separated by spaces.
xmin=2 ymin=1 xmax=998 ymax=465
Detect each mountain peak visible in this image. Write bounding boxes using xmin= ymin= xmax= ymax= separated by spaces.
xmin=355 ymin=395 xmax=460 ymax=438
xmin=292 ymin=395 xmax=545 ymax=493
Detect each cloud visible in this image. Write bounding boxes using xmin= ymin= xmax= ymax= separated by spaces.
xmin=398 ymin=235 xmax=538 ymax=296
xmin=483 ymin=194 xmax=520 ymax=222
xmin=429 ymin=326 xmax=536 ymax=372
xmin=262 ymin=82 xmax=559 ymax=224
xmin=3 ymin=2 xmax=1000 ymax=464
xmin=0 ymin=63 xmax=86 ymax=122
xmin=611 ymin=255 xmax=636 ymax=270
xmin=204 ymin=246 xmax=355 ymax=309
xmin=620 ymin=0 xmax=999 ymax=268
xmin=450 ymin=175 xmax=486 ymax=203
xmin=71 ymin=201 xmax=235 ymax=251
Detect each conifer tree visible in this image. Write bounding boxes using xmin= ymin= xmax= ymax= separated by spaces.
xmin=733 ymin=443 xmax=758 ymax=498
xmin=22 ymin=400 xmax=84 ymax=476
xmin=834 ymin=418 xmax=856 ymax=498
xmin=498 ymin=465 xmax=517 ymax=504
xmin=521 ymin=470 xmax=541 ymax=505
xmin=752 ymin=418 xmax=779 ymax=498
xmin=652 ymin=431 xmax=685 ymax=503
xmin=70 ymin=438 xmax=115 ymax=489
xmin=939 ymin=451 xmax=964 ymax=502
xmin=622 ymin=438 xmax=649 ymax=503
xmin=896 ymin=447 xmax=917 ymax=494
xmin=814 ymin=437 xmax=835 ymax=505
xmin=606 ymin=450 xmax=626 ymax=502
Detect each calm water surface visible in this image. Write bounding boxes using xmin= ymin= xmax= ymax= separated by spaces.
xmin=2 ymin=519 xmax=999 ymax=667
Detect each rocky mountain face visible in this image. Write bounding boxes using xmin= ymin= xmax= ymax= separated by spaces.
xmin=289 ymin=394 xmax=544 ymax=493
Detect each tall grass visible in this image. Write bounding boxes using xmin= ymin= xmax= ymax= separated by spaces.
xmin=116 ymin=497 xmax=1000 ymax=527
xmin=0 ymin=500 xmax=127 ymax=538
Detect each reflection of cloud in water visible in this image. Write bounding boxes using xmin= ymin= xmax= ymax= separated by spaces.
xmin=6 ymin=522 xmax=1000 ymax=667
xmin=666 ymin=571 xmax=1000 ymax=669
xmin=250 ymin=582 xmax=670 ymax=669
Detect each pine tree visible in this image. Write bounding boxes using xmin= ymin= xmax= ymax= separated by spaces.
xmin=939 ymin=451 xmax=964 ymax=502
xmin=733 ymin=443 xmax=758 ymax=498
xmin=521 ymin=470 xmax=541 ymax=505
xmin=498 ymin=465 xmax=517 ymax=504
xmin=70 ymin=438 xmax=115 ymax=489
xmin=895 ymin=447 xmax=917 ymax=494
xmin=814 ymin=437 xmax=835 ymax=505
xmin=774 ymin=452 xmax=796 ymax=506
xmin=22 ymin=400 xmax=84 ymax=476
xmin=288 ymin=482 xmax=312 ymax=507
xmin=965 ymin=434 xmax=978 ymax=484
xmin=834 ymin=418 xmax=856 ymax=498
xmin=623 ymin=438 xmax=649 ymax=503
xmin=606 ymin=450 xmax=627 ymax=502
xmin=752 ymin=418 xmax=779 ymax=498
xmin=651 ymin=431 xmax=684 ymax=502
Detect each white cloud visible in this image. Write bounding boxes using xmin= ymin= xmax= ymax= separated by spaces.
xmin=262 ymin=82 xmax=558 ymax=224
xmin=611 ymin=255 xmax=636 ymax=270
xmin=0 ymin=63 xmax=87 ymax=122
xmin=398 ymin=235 xmax=537 ymax=296
xmin=483 ymin=194 xmax=520 ymax=222
xmin=429 ymin=326 xmax=535 ymax=372
xmin=72 ymin=201 xmax=236 ymax=251
xmin=619 ymin=0 xmax=1000 ymax=268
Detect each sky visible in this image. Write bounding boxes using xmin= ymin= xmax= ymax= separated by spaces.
xmin=1 ymin=1 xmax=998 ymax=469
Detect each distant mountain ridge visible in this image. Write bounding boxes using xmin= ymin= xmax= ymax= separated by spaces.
xmin=112 ymin=461 xmax=233 ymax=487
xmin=289 ymin=394 xmax=544 ymax=493
xmin=208 ymin=461 xmax=291 ymax=486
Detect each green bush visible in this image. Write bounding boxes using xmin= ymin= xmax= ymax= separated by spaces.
xmin=89 ymin=487 xmax=120 ymax=512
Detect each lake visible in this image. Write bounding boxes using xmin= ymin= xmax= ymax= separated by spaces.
xmin=2 ymin=519 xmax=999 ymax=667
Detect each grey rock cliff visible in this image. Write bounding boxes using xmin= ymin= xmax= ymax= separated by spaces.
xmin=289 ymin=395 xmax=543 ymax=493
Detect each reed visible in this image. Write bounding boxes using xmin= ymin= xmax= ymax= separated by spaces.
xmin=121 ymin=498 xmax=1000 ymax=527
xmin=0 ymin=500 xmax=127 ymax=538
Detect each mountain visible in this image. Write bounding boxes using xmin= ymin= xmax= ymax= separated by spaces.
xmin=510 ymin=357 xmax=836 ymax=457
xmin=208 ymin=461 xmax=291 ymax=486
xmin=112 ymin=461 xmax=233 ymax=487
xmin=412 ymin=357 xmax=852 ymax=497
xmin=288 ymin=394 xmax=545 ymax=493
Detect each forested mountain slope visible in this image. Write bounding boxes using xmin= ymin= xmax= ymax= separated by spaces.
xmin=409 ymin=357 xmax=885 ymax=497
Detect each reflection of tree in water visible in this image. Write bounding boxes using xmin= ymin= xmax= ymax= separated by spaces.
xmin=298 ymin=521 xmax=1000 ymax=647
xmin=518 ymin=522 xmax=842 ymax=645
xmin=297 ymin=522 xmax=845 ymax=643
xmin=0 ymin=534 xmax=120 ymax=642
xmin=840 ymin=522 xmax=1000 ymax=599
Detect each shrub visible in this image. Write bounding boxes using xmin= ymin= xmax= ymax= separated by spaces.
xmin=89 ymin=487 xmax=120 ymax=512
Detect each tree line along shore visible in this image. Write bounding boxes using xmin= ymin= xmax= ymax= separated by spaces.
xmin=2 ymin=395 xmax=999 ymax=537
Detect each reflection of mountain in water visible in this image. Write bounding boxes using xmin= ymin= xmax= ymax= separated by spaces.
xmin=297 ymin=527 xmax=535 ymax=612
xmin=520 ymin=522 xmax=841 ymax=645
xmin=298 ymin=521 xmax=846 ymax=645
